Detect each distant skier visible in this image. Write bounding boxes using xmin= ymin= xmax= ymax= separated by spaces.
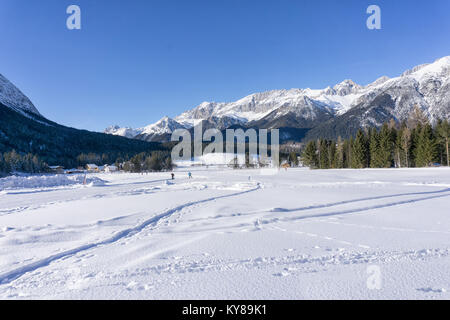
xmin=188 ymin=172 xmax=192 ymax=179
xmin=171 ymin=173 xmax=175 ymax=180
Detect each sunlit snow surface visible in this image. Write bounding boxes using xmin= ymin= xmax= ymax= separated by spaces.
xmin=0 ymin=168 xmax=449 ymax=299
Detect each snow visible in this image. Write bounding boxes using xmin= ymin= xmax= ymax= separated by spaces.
xmin=0 ymin=73 xmax=40 ymax=116
xmin=405 ymin=56 xmax=450 ymax=81
xmin=174 ymin=153 xmax=260 ymax=167
xmin=0 ymin=167 xmax=449 ymax=299
xmin=105 ymin=116 xmax=188 ymax=140
xmin=0 ymin=174 xmax=105 ymax=191
xmin=140 ymin=116 xmax=186 ymax=135
xmin=104 ymin=125 xmax=140 ymax=139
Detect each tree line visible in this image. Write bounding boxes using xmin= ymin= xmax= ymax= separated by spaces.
xmin=301 ymin=108 xmax=449 ymax=169
xmin=121 ymin=151 xmax=173 ymax=173
xmin=0 ymin=102 xmax=172 ymax=175
xmin=0 ymin=150 xmax=48 ymax=176
xmin=0 ymin=150 xmax=173 ymax=176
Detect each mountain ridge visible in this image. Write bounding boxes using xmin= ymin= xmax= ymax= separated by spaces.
xmin=105 ymin=56 xmax=450 ymax=142
xmin=0 ymin=73 xmax=41 ymax=117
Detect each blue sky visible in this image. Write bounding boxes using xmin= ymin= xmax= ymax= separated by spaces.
xmin=0 ymin=0 xmax=449 ymax=131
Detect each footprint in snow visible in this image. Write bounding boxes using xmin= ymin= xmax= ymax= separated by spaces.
xmin=126 ymin=281 xmax=138 ymax=290
xmin=417 ymin=287 xmax=447 ymax=293
xmin=273 ymin=271 xmax=290 ymax=277
xmin=270 ymin=208 xmax=289 ymax=212
xmin=138 ymin=284 xmax=153 ymax=291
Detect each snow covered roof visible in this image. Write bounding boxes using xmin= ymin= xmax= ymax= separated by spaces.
xmin=49 ymin=166 xmax=64 ymax=169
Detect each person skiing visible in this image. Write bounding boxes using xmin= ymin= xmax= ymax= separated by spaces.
xmin=171 ymin=173 xmax=175 ymax=180
xmin=188 ymin=172 xmax=192 ymax=179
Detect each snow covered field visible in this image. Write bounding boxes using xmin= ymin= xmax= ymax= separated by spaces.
xmin=0 ymin=167 xmax=449 ymax=300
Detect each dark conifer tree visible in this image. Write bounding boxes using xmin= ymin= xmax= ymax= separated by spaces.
xmin=369 ymin=128 xmax=381 ymax=168
xmin=351 ymin=129 xmax=368 ymax=168
xmin=302 ymin=140 xmax=318 ymax=168
xmin=436 ymin=119 xmax=449 ymax=166
xmin=378 ymin=123 xmax=394 ymax=168
xmin=414 ymin=124 xmax=437 ymax=167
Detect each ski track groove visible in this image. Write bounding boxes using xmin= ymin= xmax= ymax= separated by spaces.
xmin=168 ymin=189 xmax=450 ymax=236
xmin=0 ymin=183 xmax=261 ymax=286
xmin=0 ymin=179 xmax=185 ymax=216
xmin=182 ymin=188 xmax=450 ymax=223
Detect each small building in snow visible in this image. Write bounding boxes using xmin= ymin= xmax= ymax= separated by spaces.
xmin=86 ymin=164 xmax=99 ymax=172
xmin=103 ymin=165 xmax=118 ymax=173
xmin=49 ymin=166 xmax=64 ymax=174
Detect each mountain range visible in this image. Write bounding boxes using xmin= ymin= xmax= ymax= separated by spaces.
xmin=105 ymin=56 xmax=450 ymax=142
xmin=2 ymin=55 xmax=449 ymax=168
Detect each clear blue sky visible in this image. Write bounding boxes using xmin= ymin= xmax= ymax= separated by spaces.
xmin=1 ymin=0 xmax=449 ymax=131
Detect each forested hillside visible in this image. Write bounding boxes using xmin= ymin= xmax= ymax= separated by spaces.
xmin=0 ymin=103 xmax=170 ymax=173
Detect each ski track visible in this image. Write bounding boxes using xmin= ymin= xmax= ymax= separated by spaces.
xmin=314 ymin=219 xmax=450 ymax=235
xmin=282 ymin=190 xmax=450 ymax=221
xmin=169 ymin=189 xmax=450 ymax=236
xmin=0 ymin=178 xmax=176 ymax=216
xmin=0 ymin=183 xmax=261 ymax=285
xmin=183 ymin=188 xmax=450 ymax=223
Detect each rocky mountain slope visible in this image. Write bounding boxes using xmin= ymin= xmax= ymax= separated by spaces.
xmin=0 ymin=73 xmax=41 ymax=117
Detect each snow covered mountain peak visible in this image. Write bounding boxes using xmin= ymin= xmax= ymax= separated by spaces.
xmin=104 ymin=125 xmax=140 ymax=139
xmin=0 ymin=73 xmax=40 ymax=116
xmin=141 ymin=116 xmax=186 ymax=135
xmin=332 ymin=79 xmax=362 ymax=96
xmin=401 ymin=56 xmax=450 ymax=79
xmin=367 ymin=76 xmax=390 ymax=87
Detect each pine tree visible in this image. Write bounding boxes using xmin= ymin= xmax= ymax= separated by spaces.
xmin=351 ymin=129 xmax=368 ymax=168
xmin=319 ymin=139 xmax=330 ymax=169
xmin=328 ymin=140 xmax=337 ymax=168
xmin=378 ymin=123 xmax=394 ymax=168
xmin=389 ymin=120 xmax=400 ymax=168
xmin=436 ymin=119 xmax=450 ymax=166
xmin=0 ymin=153 xmax=6 ymax=174
xmin=346 ymin=137 xmax=353 ymax=169
xmin=302 ymin=141 xmax=318 ymax=168
xmin=414 ymin=124 xmax=436 ymax=167
xmin=369 ymin=128 xmax=381 ymax=168
xmin=316 ymin=139 xmax=322 ymax=169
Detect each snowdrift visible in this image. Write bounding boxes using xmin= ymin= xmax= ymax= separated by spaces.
xmin=0 ymin=174 xmax=105 ymax=190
